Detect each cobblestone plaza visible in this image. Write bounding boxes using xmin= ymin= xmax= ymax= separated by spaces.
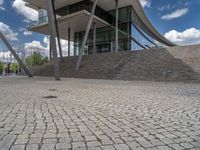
xmin=0 ymin=77 xmax=200 ymax=150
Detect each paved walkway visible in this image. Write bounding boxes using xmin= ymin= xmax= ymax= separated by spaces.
xmin=0 ymin=77 xmax=200 ymax=150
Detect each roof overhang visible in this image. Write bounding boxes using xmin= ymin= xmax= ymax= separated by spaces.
xmin=25 ymin=0 xmax=176 ymax=46
xmin=29 ymin=10 xmax=109 ymax=41
xmin=24 ymin=0 xmax=136 ymax=11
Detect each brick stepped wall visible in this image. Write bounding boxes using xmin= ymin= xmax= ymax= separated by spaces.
xmin=167 ymin=45 xmax=200 ymax=75
xmin=31 ymin=46 xmax=200 ymax=82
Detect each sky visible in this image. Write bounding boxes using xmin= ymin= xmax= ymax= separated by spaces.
xmin=0 ymin=0 xmax=200 ymax=57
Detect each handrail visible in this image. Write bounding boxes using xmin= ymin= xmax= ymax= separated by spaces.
xmin=132 ymin=23 xmax=157 ymax=47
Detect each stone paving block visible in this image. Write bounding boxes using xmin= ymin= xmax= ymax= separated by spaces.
xmin=10 ymin=145 xmax=25 ymax=150
xmin=0 ymin=77 xmax=200 ymax=150
xmin=41 ymin=144 xmax=55 ymax=150
xmin=146 ymin=147 xmax=158 ymax=150
xmin=26 ymin=144 xmax=39 ymax=150
xmin=114 ymin=144 xmax=130 ymax=150
xmin=84 ymin=135 xmax=97 ymax=141
xmin=169 ymin=143 xmax=185 ymax=150
xmin=56 ymin=143 xmax=72 ymax=149
xmin=87 ymin=147 xmax=102 ymax=150
xmin=0 ymin=135 xmax=16 ymax=150
xmin=14 ymin=138 xmax=29 ymax=145
xmin=101 ymin=145 xmax=115 ymax=150
xmin=29 ymin=137 xmax=42 ymax=144
xmin=72 ymin=147 xmax=87 ymax=150
xmin=59 ymin=137 xmax=72 ymax=143
xmin=150 ymin=139 xmax=164 ymax=146
xmin=86 ymin=141 xmax=101 ymax=147
xmin=180 ymin=142 xmax=194 ymax=149
xmin=190 ymin=141 xmax=200 ymax=148
xmin=43 ymin=138 xmax=57 ymax=144
xmin=72 ymin=142 xmax=86 ymax=148
xmin=101 ymin=139 xmax=114 ymax=145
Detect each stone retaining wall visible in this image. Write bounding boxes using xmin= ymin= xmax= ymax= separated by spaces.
xmin=31 ymin=45 xmax=200 ymax=82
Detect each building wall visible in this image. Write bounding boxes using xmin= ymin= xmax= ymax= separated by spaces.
xmin=36 ymin=1 xmax=162 ymax=54
xmin=74 ymin=6 xmax=132 ymax=55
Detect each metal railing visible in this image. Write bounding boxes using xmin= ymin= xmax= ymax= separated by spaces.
xmin=27 ymin=15 xmax=48 ymax=29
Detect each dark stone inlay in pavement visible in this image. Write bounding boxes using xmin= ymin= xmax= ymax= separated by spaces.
xmin=43 ymin=95 xmax=57 ymax=99
xmin=49 ymin=89 xmax=57 ymax=91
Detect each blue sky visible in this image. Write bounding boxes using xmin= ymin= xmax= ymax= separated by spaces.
xmin=0 ymin=0 xmax=200 ymax=55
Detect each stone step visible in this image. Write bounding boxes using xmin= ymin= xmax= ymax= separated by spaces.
xmin=30 ymin=46 xmax=200 ymax=82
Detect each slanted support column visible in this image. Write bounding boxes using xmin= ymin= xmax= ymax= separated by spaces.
xmin=115 ymin=0 xmax=119 ymax=52
xmin=51 ymin=0 xmax=63 ymax=61
xmin=46 ymin=0 xmax=60 ymax=80
xmin=93 ymin=22 xmax=97 ymax=54
xmin=0 ymin=31 xmax=32 ymax=78
xmin=68 ymin=28 xmax=71 ymax=57
xmin=49 ymin=36 xmax=52 ymax=60
xmin=74 ymin=47 xmax=76 ymax=56
xmin=75 ymin=0 xmax=98 ymax=71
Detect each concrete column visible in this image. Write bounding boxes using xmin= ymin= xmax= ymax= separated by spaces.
xmin=74 ymin=47 xmax=76 ymax=56
xmin=46 ymin=0 xmax=60 ymax=80
xmin=68 ymin=28 xmax=71 ymax=57
xmin=49 ymin=36 xmax=52 ymax=60
xmin=115 ymin=0 xmax=119 ymax=52
xmin=74 ymin=35 xmax=76 ymax=56
xmin=93 ymin=22 xmax=97 ymax=54
xmin=75 ymin=0 xmax=98 ymax=71
xmin=51 ymin=0 xmax=63 ymax=61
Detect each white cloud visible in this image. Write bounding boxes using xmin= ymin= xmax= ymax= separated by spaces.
xmin=18 ymin=27 xmax=32 ymax=36
xmin=0 ymin=22 xmax=18 ymax=41
xmin=0 ymin=0 xmax=5 ymax=11
xmin=23 ymin=19 xmax=31 ymax=23
xmin=43 ymin=36 xmax=74 ymax=56
xmin=164 ymin=28 xmax=200 ymax=45
xmin=158 ymin=4 xmax=176 ymax=12
xmin=23 ymin=31 xmax=32 ymax=36
xmin=0 ymin=51 xmax=23 ymax=62
xmin=24 ymin=41 xmax=47 ymax=51
xmin=24 ymin=36 xmax=74 ymax=57
xmin=161 ymin=8 xmax=189 ymax=20
xmin=19 ymin=27 xmax=25 ymax=32
xmin=0 ymin=51 xmax=12 ymax=59
xmin=24 ymin=40 xmax=49 ymax=57
xmin=140 ymin=0 xmax=151 ymax=8
xmin=158 ymin=1 xmax=191 ymax=12
xmin=43 ymin=36 xmax=50 ymax=48
xmin=12 ymin=0 xmax=38 ymax=21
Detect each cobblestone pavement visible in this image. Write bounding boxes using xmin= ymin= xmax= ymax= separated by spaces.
xmin=0 ymin=77 xmax=200 ymax=150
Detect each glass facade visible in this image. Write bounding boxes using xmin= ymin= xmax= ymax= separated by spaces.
xmin=35 ymin=0 xmax=160 ymax=54
xmin=56 ymin=0 xmax=114 ymax=24
xmin=74 ymin=6 xmax=132 ymax=55
xmin=38 ymin=9 xmax=48 ymax=24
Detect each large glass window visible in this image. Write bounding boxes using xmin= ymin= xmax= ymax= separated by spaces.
xmin=55 ymin=0 xmax=112 ymax=24
xmin=74 ymin=6 xmax=132 ymax=54
xmin=38 ymin=9 xmax=48 ymax=24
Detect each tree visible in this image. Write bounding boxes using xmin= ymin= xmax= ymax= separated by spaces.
xmin=10 ymin=63 xmax=20 ymax=74
xmin=25 ymin=52 xmax=48 ymax=68
xmin=0 ymin=61 xmax=3 ymax=75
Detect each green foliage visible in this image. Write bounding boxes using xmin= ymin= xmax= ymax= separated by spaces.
xmin=25 ymin=52 xmax=49 ymax=68
xmin=10 ymin=63 xmax=20 ymax=73
xmin=0 ymin=61 xmax=3 ymax=74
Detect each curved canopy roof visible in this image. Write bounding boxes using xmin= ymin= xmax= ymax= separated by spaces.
xmin=25 ymin=0 xmax=176 ymax=46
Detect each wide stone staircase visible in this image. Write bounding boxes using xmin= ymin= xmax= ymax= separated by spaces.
xmin=31 ymin=45 xmax=200 ymax=82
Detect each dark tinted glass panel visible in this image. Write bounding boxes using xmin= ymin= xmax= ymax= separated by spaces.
xmin=74 ymin=6 xmax=132 ymax=53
